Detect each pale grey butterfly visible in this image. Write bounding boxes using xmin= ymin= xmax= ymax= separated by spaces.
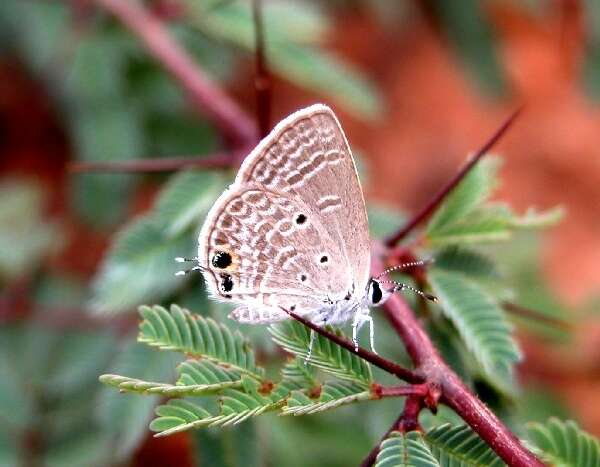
xmin=176 ymin=104 xmax=435 ymax=357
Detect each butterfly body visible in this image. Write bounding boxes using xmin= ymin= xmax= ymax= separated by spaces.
xmin=186 ymin=104 xmax=419 ymax=352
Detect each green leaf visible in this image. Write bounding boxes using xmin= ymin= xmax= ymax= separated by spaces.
xmin=89 ymin=217 xmax=194 ymax=313
xmin=185 ymin=0 xmax=382 ymax=119
xmin=527 ymin=418 xmax=600 ymax=467
xmin=0 ymin=1 xmax=69 ymax=75
xmin=151 ymin=378 xmax=283 ymax=437
xmin=190 ymin=0 xmax=328 ymax=44
xmin=267 ymin=43 xmax=382 ymax=119
xmin=269 ymin=320 xmax=372 ymax=385
xmin=155 ymin=171 xmax=228 ymax=237
xmin=283 ymin=381 xmax=371 ymax=416
xmin=428 ymin=204 xmax=513 ymax=246
xmin=368 ymin=204 xmax=407 ymax=239
xmin=0 ymin=180 xmax=59 ymax=280
xmin=427 ymin=158 xmax=499 ymax=236
xmin=96 ymin=341 xmax=178 ymax=462
xmin=433 ymin=247 xmax=499 ymax=280
xmin=508 ymin=206 xmax=565 ymax=229
xmin=375 ymin=431 xmax=439 ymax=467
xmin=100 ymin=359 xmax=244 ymax=396
xmin=150 ymin=398 xmax=216 ymax=436
xmin=427 ymin=0 xmax=506 ymax=97
xmin=428 ymin=269 xmax=521 ymax=393
xmin=138 ymin=304 xmax=263 ymax=378
xmin=425 ymin=424 xmax=504 ymax=466
xmin=582 ymin=0 xmax=600 ymax=100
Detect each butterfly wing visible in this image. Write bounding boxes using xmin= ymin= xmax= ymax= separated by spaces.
xmin=198 ymin=104 xmax=370 ymax=322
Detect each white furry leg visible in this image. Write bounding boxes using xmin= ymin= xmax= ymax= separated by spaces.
xmin=365 ymin=315 xmax=377 ymax=354
xmin=352 ymin=313 xmax=361 ymax=351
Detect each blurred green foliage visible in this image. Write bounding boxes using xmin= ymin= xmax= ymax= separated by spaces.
xmin=0 ymin=1 xmax=598 ymax=466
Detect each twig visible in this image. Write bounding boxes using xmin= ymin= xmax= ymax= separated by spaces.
xmin=91 ymin=0 xmax=257 ymax=146
xmin=371 ymin=383 xmax=429 ymax=399
xmin=503 ymin=301 xmax=572 ymax=331
xmin=397 ymin=394 xmax=423 ymax=432
xmin=360 ymin=412 xmax=405 ymax=467
xmin=68 ymin=148 xmax=250 ymax=173
xmin=384 ymin=106 xmax=523 ymax=246
xmin=360 ymin=393 xmax=426 ymax=467
xmin=371 ymin=251 xmax=544 ymax=466
xmin=252 ymin=0 xmax=271 ymax=138
xmin=282 ymin=308 xmax=423 ymax=384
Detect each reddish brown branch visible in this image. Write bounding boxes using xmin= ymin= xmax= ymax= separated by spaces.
xmin=360 ymin=412 xmax=405 ymax=467
xmin=372 ymin=383 xmax=429 ymax=399
xmin=282 ymin=308 xmax=423 ymax=384
xmin=360 ymin=393 xmax=427 ymax=467
xmin=252 ymin=0 xmax=271 ymax=138
xmin=91 ymin=0 xmax=257 ymax=146
xmin=503 ymin=301 xmax=572 ymax=331
xmin=68 ymin=148 xmax=250 ymax=173
xmin=397 ymin=395 xmax=423 ymax=432
xmin=371 ymin=252 xmax=543 ymax=466
xmin=384 ymin=106 xmax=523 ymax=247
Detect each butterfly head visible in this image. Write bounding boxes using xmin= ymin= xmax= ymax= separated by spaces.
xmin=366 ymin=278 xmax=393 ymax=307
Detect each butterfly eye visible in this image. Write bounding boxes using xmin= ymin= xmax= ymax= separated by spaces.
xmin=370 ymin=280 xmax=383 ymax=304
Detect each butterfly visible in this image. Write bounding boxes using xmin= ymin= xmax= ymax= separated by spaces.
xmin=177 ymin=104 xmax=435 ymax=355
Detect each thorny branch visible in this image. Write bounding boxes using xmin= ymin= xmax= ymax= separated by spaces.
xmin=369 ymin=254 xmax=544 ymax=467
xmin=384 ymin=107 xmax=524 ymax=247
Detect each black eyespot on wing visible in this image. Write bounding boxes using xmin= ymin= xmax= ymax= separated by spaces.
xmin=220 ymin=273 xmax=234 ymax=293
xmin=371 ymin=280 xmax=383 ymax=304
xmin=290 ymin=305 xmax=296 ymax=311
xmin=212 ymin=251 xmax=232 ymax=269
xmin=320 ymin=255 xmax=328 ymax=264
xmin=300 ymin=274 xmax=307 ymax=282
xmin=295 ymin=213 xmax=307 ymax=225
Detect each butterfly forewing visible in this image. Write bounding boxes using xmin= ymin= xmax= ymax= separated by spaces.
xmin=198 ymin=104 xmax=371 ymax=323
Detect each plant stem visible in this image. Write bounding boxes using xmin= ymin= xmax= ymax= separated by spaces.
xmin=384 ymin=106 xmax=523 ymax=247
xmin=372 ymin=383 xmax=429 ymax=399
xmin=91 ymin=0 xmax=257 ymax=147
xmin=68 ymin=148 xmax=250 ymax=173
xmin=252 ymin=0 xmax=271 ymax=138
xmin=282 ymin=309 xmax=423 ymax=384
xmin=371 ymin=252 xmax=544 ymax=467
xmin=360 ymin=412 xmax=404 ymax=467
xmin=503 ymin=301 xmax=572 ymax=331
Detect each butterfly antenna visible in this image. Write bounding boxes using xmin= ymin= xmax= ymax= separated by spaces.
xmin=379 ymin=280 xmax=438 ymax=302
xmin=376 ymin=258 xmax=435 ymax=279
xmin=175 ymin=257 xmax=198 ymax=263
xmin=174 ymin=257 xmax=207 ymax=276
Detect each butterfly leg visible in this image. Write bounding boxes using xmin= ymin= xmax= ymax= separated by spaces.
xmin=365 ymin=314 xmax=377 ymax=355
xmin=304 ymin=312 xmax=328 ymax=364
xmin=352 ymin=313 xmax=361 ymax=351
